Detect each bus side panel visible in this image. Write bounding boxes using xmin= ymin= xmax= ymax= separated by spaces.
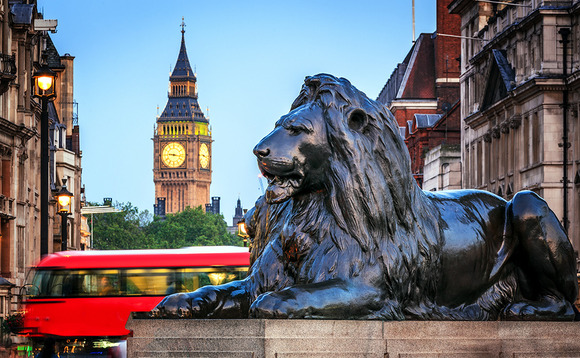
xmin=23 ymin=296 xmax=163 ymax=338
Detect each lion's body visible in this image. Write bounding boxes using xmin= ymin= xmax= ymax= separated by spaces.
xmin=153 ymin=74 xmax=577 ymax=321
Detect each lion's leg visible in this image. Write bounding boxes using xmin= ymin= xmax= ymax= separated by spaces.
xmin=249 ymin=278 xmax=402 ymax=320
xmin=503 ymin=191 xmax=577 ymax=320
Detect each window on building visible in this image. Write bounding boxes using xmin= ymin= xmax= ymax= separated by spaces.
xmin=485 ymin=140 xmax=491 ymax=182
xmin=499 ymin=133 xmax=505 ymax=177
xmin=18 ymin=160 xmax=25 ymax=199
xmin=493 ymin=137 xmax=499 ymax=180
xmin=508 ymin=128 xmax=514 ymax=173
xmin=470 ymin=145 xmax=475 ymax=188
xmin=18 ymin=226 xmax=25 ymax=272
xmin=570 ymin=103 xmax=580 ymax=159
xmin=477 ymin=141 xmax=483 ymax=186
xmin=465 ymin=79 xmax=471 ymax=114
xmin=531 ymin=112 xmax=540 ymax=164
xmin=523 ymin=115 xmax=530 ymax=166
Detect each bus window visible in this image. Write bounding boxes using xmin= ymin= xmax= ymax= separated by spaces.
xmin=27 ymin=267 xmax=248 ymax=298
xmin=82 ymin=270 xmax=120 ymax=296
xmin=124 ymin=269 xmax=172 ymax=296
xmin=181 ymin=267 xmax=247 ymax=292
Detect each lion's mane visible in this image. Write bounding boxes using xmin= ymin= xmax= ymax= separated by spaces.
xmin=247 ymin=74 xmax=442 ymax=316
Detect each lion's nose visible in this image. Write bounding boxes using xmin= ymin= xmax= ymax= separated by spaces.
xmin=253 ymin=145 xmax=270 ymax=159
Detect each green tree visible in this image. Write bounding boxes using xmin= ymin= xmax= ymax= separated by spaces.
xmin=146 ymin=206 xmax=242 ymax=248
xmin=91 ymin=202 xmax=157 ymax=250
xmin=90 ymin=202 xmax=242 ymax=250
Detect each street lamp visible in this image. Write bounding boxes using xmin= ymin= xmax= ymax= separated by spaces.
xmin=33 ymin=64 xmax=56 ymax=257
xmin=236 ymin=219 xmax=249 ymax=247
xmin=55 ymin=179 xmax=73 ymax=252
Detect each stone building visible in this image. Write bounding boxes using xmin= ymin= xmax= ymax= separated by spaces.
xmin=422 ymin=143 xmax=462 ymax=191
xmin=377 ymin=0 xmax=462 ymax=187
xmin=153 ymin=22 xmax=212 ymax=214
xmin=448 ymin=0 xmax=580 ymax=249
xmin=0 ymin=0 xmax=83 ymax=321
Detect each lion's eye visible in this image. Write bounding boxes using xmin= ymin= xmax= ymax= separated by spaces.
xmin=287 ymin=126 xmax=305 ymax=135
xmin=284 ymin=120 xmax=313 ymax=135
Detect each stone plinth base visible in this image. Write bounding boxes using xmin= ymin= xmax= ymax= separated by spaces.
xmin=126 ymin=317 xmax=580 ymax=357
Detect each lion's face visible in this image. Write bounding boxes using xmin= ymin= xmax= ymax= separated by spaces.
xmin=254 ymin=102 xmax=332 ymax=204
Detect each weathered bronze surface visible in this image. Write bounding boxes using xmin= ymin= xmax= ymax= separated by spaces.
xmin=151 ymin=74 xmax=577 ymax=320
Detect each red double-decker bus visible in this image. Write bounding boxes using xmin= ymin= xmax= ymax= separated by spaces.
xmin=21 ymin=246 xmax=250 ymax=357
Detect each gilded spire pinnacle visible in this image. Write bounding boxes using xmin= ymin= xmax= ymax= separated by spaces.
xmin=170 ymin=18 xmax=195 ymax=80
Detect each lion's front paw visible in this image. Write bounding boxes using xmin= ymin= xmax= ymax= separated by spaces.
xmin=502 ymin=298 xmax=575 ymax=320
xmin=249 ymin=292 xmax=295 ymax=319
xmin=151 ymin=293 xmax=204 ymax=318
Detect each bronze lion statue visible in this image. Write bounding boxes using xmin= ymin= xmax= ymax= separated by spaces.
xmin=152 ymin=74 xmax=577 ymax=320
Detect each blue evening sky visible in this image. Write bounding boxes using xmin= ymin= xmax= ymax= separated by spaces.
xmin=38 ymin=0 xmax=436 ymax=225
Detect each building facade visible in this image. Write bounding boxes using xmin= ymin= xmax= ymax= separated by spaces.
xmin=449 ymin=0 xmax=580 ymax=249
xmin=0 ymin=0 xmax=83 ymax=322
xmin=377 ymin=0 xmax=462 ymax=187
xmin=153 ymin=24 xmax=212 ymax=214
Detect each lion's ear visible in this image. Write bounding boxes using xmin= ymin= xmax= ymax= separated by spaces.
xmin=348 ymin=109 xmax=368 ymax=132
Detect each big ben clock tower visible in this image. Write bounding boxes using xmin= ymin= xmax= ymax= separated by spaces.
xmin=153 ymin=21 xmax=211 ymax=214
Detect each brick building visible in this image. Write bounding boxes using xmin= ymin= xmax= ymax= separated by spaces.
xmin=377 ymin=0 xmax=461 ymax=187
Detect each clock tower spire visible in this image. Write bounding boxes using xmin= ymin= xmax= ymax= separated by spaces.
xmin=153 ymin=20 xmax=212 ymax=214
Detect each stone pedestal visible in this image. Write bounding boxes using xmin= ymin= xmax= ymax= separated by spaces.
xmin=126 ymin=317 xmax=580 ymax=357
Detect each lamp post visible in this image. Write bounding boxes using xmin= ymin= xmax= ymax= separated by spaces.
xmin=55 ymin=179 xmax=73 ymax=252
xmin=32 ymin=65 xmax=56 ymax=257
xmin=236 ymin=219 xmax=249 ymax=247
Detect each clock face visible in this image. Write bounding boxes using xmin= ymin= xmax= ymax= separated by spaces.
xmin=199 ymin=143 xmax=210 ymax=169
xmin=162 ymin=142 xmax=186 ymax=168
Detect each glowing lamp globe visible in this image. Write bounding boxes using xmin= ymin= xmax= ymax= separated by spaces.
xmin=55 ymin=185 xmax=74 ymax=213
xmin=32 ymin=65 xmax=56 ymax=98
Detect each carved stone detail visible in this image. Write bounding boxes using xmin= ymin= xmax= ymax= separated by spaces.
xmin=483 ymin=131 xmax=492 ymax=143
xmin=509 ymin=115 xmax=521 ymax=129
xmin=500 ymin=121 xmax=510 ymax=134
xmin=492 ymin=126 xmax=501 ymax=138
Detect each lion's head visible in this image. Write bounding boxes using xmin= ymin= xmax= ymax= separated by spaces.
xmin=253 ymin=95 xmax=331 ymax=204
xmin=254 ymin=74 xmax=434 ymax=247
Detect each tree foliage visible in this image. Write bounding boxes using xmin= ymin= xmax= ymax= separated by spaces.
xmin=89 ymin=202 xmax=241 ymax=250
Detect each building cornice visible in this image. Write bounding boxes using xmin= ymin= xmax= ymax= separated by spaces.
xmin=0 ymin=116 xmax=36 ymax=141
xmin=436 ymin=78 xmax=460 ymax=83
xmin=464 ymin=76 xmax=565 ymax=129
xmin=512 ymin=77 xmax=566 ymax=100
xmin=568 ymin=69 xmax=580 ymax=89
xmin=389 ymin=99 xmax=438 ymax=111
xmin=573 ymin=0 xmax=580 ymax=14
xmin=448 ymin=0 xmax=471 ymax=15
xmin=470 ymin=6 xmax=569 ymax=65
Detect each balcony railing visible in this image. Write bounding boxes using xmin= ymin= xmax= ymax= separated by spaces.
xmin=0 ymin=53 xmax=16 ymax=95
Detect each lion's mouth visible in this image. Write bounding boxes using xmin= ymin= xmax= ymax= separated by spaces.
xmin=260 ymin=168 xmax=304 ymax=204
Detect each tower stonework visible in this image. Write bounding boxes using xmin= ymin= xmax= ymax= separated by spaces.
xmin=153 ymin=23 xmax=211 ymax=214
